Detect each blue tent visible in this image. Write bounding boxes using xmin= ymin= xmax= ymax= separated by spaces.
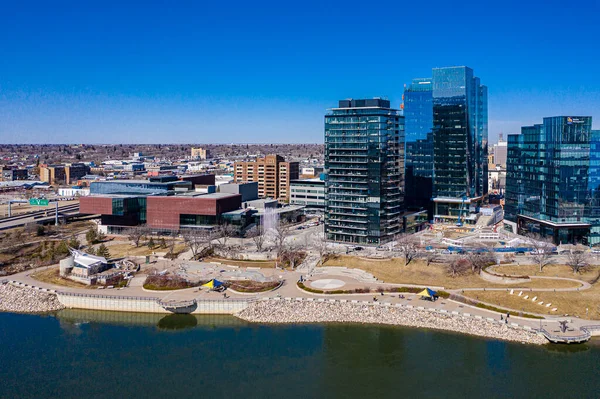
xmin=417 ymin=288 xmax=438 ymax=299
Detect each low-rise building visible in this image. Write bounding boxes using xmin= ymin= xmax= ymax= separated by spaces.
xmin=290 ymin=178 xmax=325 ymax=211
xmin=1 ymin=167 xmax=28 ymax=181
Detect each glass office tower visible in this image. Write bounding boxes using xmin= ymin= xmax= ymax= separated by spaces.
xmin=505 ymin=117 xmax=596 ymax=244
xmin=431 ymin=66 xmax=488 ymax=222
xmin=403 ymin=78 xmax=434 ymax=216
xmin=324 ymin=99 xmax=404 ymax=245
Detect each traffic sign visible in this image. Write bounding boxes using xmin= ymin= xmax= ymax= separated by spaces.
xmin=29 ymin=198 xmax=49 ymax=206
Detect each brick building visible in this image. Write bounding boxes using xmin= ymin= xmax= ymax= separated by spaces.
xmin=233 ymin=154 xmax=299 ymax=202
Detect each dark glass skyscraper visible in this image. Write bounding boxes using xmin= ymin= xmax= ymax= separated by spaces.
xmin=403 ymin=67 xmax=487 ymax=224
xmin=505 ymin=116 xmax=597 ymax=244
xmin=431 ymin=66 xmax=488 ymax=221
xmin=324 ymin=99 xmax=404 ymax=245
xmin=403 ymin=78 xmax=434 ymax=215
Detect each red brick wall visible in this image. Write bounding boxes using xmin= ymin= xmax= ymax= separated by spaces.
xmin=146 ymin=195 xmax=241 ymax=229
xmin=80 ymin=196 xmax=113 ymax=214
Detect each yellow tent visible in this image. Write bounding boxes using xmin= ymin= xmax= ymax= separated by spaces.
xmin=417 ymin=288 xmax=437 ymax=298
xmin=202 ymin=279 xmax=224 ymax=289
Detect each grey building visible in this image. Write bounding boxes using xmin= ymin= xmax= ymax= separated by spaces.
xmin=290 ymin=178 xmax=325 ymax=211
xmin=324 ymin=98 xmax=404 ymax=245
xmin=220 ymin=182 xmax=259 ymax=202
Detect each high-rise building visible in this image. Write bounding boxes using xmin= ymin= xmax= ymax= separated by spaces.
xmin=403 ymin=78 xmax=434 ymax=215
xmin=505 ymin=116 xmax=597 ymax=244
xmin=233 ymin=155 xmax=299 ymax=202
xmin=324 ymin=98 xmax=404 ymax=245
xmin=431 ymin=66 xmax=488 ymax=222
xmin=492 ymin=134 xmax=508 ymax=167
xmin=402 ymin=67 xmax=488 ymax=223
xmin=40 ymin=164 xmax=66 ymax=185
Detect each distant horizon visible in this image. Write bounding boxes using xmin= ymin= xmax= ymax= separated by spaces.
xmin=1 ymin=1 xmax=599 ymax=145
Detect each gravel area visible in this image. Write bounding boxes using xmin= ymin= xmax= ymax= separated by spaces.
xmin=0 ymin=283 xmax=65 ymax=313
xmin=237 ymin=300 xmax=547 ymax=345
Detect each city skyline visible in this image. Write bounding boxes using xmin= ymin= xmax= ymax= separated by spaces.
xmin=1 ymin=0 xmax=599 ymax=144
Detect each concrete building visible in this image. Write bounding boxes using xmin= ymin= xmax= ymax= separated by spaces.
xmin=191 ymin=147 xmax=210 ymax=160
xmin=65 ymin=163 xmax=90 ymax=184
xmin=220 ymin=182 xmax=259 ymax=202
xmin=40 ymin=164 xmax=66 ymax=185
xmin=233 ymin=154 xmax=299 ymax=202
xmin=491 ymin=135 xmax=508 ymax=167
xmin=2 ymin=167 xmax=28 ymax=181
xmin=290 ymin=178 xmax=325 ymax=211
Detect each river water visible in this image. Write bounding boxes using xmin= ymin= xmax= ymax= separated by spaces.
xmin=1 ymin=310 xmax=599 ymax=399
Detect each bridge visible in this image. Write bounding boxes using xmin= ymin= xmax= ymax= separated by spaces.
xmin=0 ymin=203 xmax=85 ymax=230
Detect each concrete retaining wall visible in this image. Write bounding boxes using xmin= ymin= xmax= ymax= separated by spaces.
xmin=57 ymin=292 xmax=252 ymax=314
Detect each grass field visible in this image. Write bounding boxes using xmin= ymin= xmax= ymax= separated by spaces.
xmin=463 ymin=285 xmax=600 ymax=320
xmin=323 ymin=255 xmax=588 ymax=290
xmin=30 ymin=266 xmax=91 ymax=289
xmin=493 ymin=264 xmax=600 ymax=281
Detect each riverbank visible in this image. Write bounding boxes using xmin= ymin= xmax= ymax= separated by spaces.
xmin=236 ymin=300 xmax=548 ymax=345
xmin=0 ymin=283 xmax=64 ymax=313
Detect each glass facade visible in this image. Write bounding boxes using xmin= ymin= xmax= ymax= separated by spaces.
xmin=505 ymin=117 xmax=596 ymax=244
xmin=432 ymin=67 xmax=488 ymax=216
xmin=403 ymin=79 xmax=434 ymax=216
xmin=324 ymin=99 xmax=404 ymax=245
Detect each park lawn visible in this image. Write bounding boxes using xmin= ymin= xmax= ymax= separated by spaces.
xmin=463 ymin=285 xmax=600 ymax=320
xmin=204 ymin=257 xmax=277 ymax=269
xmin=493 ymin=264 xmax=600 ymax=282
xmin=105 ymin=243 xmax=187 ymax=258
xmin=30 ymin=266 xmax=91 ymax=289
xmin=322 ymin=255 xmax=586 ymax=290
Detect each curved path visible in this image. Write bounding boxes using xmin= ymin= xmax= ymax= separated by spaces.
xmin=457 ymin=276 xmax=591 ymax=292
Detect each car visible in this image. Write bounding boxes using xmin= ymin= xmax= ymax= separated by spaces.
xmin=354 ymin=246 xmax=364 ymax=251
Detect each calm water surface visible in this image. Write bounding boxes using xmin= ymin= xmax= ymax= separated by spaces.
xmin=1 ymin=310 xmax=599 ymax=399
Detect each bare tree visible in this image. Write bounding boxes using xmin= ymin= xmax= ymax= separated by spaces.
xmin=281 ymin=239 xmax=306 ymax=269
xmin=246 ymin=225 xmax=266 ymax=252
xmin=273 ymin=222 xmax=291 ymax=260
xmin=463 ymin=245 xmax=496 ymax=274
xmin=525 ymin=233 xmax=555 ymax=272
xmin=447 ymin=257 xmax=470 ymax=277
xmin=182 ymin=229 xmax=211 ymax=258
xmin=311 ymin=230 xmax=331 ymax=266
xmin=566 ymin=246 xmax=590 ymax=274
xmin=421 ymin=250 xmax=440 ymax=267
xmin=396 ymin=233 xmax=419 ymax=266
xmin=126 ymin=225 xmax=146 ymax=247
xmin=215 ymin=223 xmax=236 ymax=247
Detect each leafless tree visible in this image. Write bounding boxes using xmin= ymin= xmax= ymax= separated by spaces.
xmin=126 ymin=225 xmax=146 ymax=247
xmin=463 ymin=245 xmax=496 ymax=274
xmin=396 ymin=233 xmax=419 ymax=266
xmin=182 ymin=229 xmax=211 ymax=258
xmin=525 ymin=233 xmax=555 ymax=272
xmin=566 ymin=246 xmax=590 ymax=274
xmin=421 ymin=250 xmax=440 ymax=267
xmin=281 ymin=239 xmax=306 ymax=269
xmin=311 ymin=230 xmax=331 ymax=266
xmin=447 ymin=257 xmax=470 ymax=277
xmin=273 ymin=222 xmax=291 ymax=260
xmin=215 ymin=223 xmax=236 ymax=247
xmin=246 ymin=225 xmax=266 ymax=252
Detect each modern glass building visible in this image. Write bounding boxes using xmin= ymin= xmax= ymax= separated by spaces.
xmin=505 ymin=116 xmax=597 ymax=244
xmin=431 ymin=66 xmax=488 ymax=222
xmin=402 ymin=67 xmax=488 ymax=223
xmin=324 ymin=98 xmax=404 ymax=245
xmin=403 ymin=78 xmax=434 ymax=216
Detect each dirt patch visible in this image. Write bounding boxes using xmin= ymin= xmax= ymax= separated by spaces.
xmin=204 ymin=257 xmax=277 ymax=269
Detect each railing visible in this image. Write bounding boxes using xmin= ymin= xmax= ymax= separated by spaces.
xmin=537 ymin=327 xmax=596 ymax=343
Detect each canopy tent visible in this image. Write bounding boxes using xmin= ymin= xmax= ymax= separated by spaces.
xmin=202 ymin=279 xmax=224 ymax=290
xmin=417 ymin=288 xmax=438 ymax=299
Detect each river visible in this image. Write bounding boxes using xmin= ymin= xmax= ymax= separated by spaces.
xmin=0 ymin=310 xmax=599 ymax=398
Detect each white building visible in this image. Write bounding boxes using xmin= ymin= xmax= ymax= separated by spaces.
xmin=290 ymin=178 xmax=325 ymax=211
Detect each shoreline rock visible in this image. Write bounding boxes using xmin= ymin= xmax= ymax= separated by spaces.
xmin=0 ymin=283 xmax=65 ymax=313
xmin=236 ymin=300 xmax=547 ymax=345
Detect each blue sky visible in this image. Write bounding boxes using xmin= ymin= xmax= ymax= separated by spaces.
xmin=1 ymin=0 xmax=599 ymax=144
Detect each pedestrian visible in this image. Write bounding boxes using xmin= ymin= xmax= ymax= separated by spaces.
xmin=500 ymin=315 xmax=503 ymax=321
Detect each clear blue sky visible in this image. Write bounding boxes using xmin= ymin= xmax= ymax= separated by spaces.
xmin=1 ymin=0 xmax=599 ymax=144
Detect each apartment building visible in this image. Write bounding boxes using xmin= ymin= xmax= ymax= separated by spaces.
xmin=233 ymin=154 xmax=299 ymax=202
